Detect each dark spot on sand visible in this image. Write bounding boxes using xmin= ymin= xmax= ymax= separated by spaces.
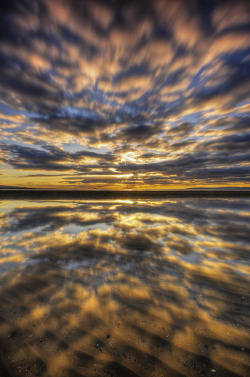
xmin=95 ymin=342 xmax=104 ymax=351
xmin=34 ymin=358 xmax=47 ymax=372
xmin=8 ymin=331 xmax=17 ymax=339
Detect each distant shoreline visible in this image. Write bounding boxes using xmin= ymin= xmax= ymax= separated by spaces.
xmin=0 ymin=189 xmax=250 ymax=200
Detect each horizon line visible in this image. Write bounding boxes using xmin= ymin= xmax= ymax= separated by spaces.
xmin=1 ymin=189 xmax=250 ymax=200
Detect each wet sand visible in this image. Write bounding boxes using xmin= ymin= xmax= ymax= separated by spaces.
xmin=0 ymin=198 xmax=249 ymax=376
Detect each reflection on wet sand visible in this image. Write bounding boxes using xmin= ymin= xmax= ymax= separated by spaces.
xmin=0 ymin=198 xmax=250 ymax=377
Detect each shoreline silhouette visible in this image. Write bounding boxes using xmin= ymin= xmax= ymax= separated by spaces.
xmin=1 ymin=189 xmax=250 ymax=200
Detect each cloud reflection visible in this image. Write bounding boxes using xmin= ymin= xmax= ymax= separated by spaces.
xmin=0 ymin=198 xmax=250 ymax=376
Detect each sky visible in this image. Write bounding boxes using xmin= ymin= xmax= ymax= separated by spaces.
xmin=0 ymin=0 xmax=249 ymax=190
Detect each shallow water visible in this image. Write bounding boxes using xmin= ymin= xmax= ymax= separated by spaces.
xmin=0 ymin=198 xmax=250 ymax=377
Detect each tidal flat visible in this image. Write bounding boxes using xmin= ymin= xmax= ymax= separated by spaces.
xmin=0 ymin=197 xmax=249 ymax=376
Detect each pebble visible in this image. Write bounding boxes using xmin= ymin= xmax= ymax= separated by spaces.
xmin=211 ymin=369 xmax=216 ymax=373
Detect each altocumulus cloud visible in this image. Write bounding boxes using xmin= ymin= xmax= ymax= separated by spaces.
xmin=0 ymin=0 xmax=250 ymax=189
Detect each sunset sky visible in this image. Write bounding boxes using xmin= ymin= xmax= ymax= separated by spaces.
xmin=0 ymin=0 xmax=249 ymax=190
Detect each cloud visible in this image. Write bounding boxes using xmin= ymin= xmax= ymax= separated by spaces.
xmin=0 ymin=0 xmax=249 ymax=188
xmin=1 ymin=143 xmax=115 ymax=171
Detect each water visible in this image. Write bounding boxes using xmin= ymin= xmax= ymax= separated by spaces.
xmin=0 ymin=198 xmax=249 ymax=377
